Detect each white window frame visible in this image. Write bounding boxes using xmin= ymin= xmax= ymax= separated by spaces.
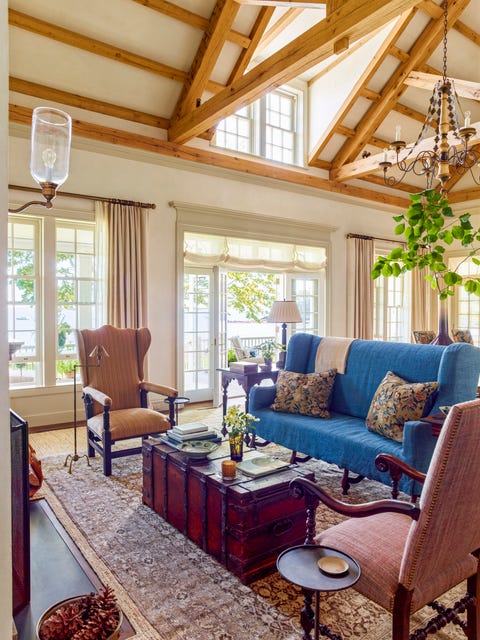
xmin=449 ymin=254 xmax=480 ymax=344
xmin=213 ymin=84 xmax=305 ymax=167
xmin=8 ymin=210 xmax=99 ymax=389
xmin=373 ymin=245 xmax=411 ymax=342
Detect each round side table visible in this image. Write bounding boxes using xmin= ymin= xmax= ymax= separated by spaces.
xmin=277 ymin=544 xmax=361 ymax=640
xmin=167 ymin=396 xmax=190 ymax=425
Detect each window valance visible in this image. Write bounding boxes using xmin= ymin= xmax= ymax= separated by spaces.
xmin=184 ymin=232 xmax=326 ymax=272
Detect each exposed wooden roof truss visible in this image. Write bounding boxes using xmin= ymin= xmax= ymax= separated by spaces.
xmin=7 ymin=0 xmax=480 ymax=207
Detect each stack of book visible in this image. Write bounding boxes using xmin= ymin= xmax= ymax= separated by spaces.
xmin=165 ymin=422 xmax=221 ymax=446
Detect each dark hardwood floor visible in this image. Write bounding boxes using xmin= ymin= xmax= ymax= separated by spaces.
xmin=14 ymin=499 xmax=134 ymax=640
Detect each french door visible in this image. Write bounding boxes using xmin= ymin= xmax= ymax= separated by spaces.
xmin=182 ymin=267 xmax=227 ymax=403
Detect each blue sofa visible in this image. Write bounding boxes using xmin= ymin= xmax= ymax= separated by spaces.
xmin=249 ymin=333 xmax=480 ymax=497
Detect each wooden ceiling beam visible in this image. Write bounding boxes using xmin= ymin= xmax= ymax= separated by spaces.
xmin=9 ymin=103 xmax=410 ymax=209
xmin=8 ymin=9 xmax=224 ymax=94
xmin=447 ymin=186 xmax=480 ymax=204
xmin=235 ymin=1 xmax=325 ymax=6
xmin=256 ymin=8 xmax=303 ymax=54
xmin=9 ymin=77 xmax=170 ymax=129
xmin=361 ymin=173 xmax=418 ymax=193
xmin=308 ymin=7 xmax=415 ymax=164
xmin=330 ymin=0 xmax=469 ymax=171
xmin=172 ymin=0 xmax=240 ymax=122
xmin=418 ymin=0 xmax=479 ymax=46
xmin=307 ymin=28 xmax=385 ymax=86
xmin=331 ymin=121 xmax=480 ymax=181
xmin=203 ymin=7 xmax=275 ymax=141
xmin=404 ymin=71 xmax=480 ymax=100
xmin=130 ymin=0 xmax=251 ymax=48
xmin=168 ymin=0 xmax=423 ymax=144
xmin=228 ymin=7 xmax=275 ymax=82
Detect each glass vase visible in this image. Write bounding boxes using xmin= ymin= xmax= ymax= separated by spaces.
xmin=229 ymin=432 xmax=244 ymax=461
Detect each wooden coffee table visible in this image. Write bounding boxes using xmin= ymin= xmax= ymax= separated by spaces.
xmin=142 ymin=438 xmax=314 ymax=584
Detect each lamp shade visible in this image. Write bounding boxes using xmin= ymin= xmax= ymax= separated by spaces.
xmin=267 ymin=300 xmax=302 ymax=324
xmin=30 ymin=107 xmax=72 ymax=186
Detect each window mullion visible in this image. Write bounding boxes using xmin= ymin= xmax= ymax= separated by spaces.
xmin=43 ymin=216 xmax=57 ymax=386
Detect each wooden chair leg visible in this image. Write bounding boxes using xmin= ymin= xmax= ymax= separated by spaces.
xmin=466 ymin=571 xmax=480 ymax=640
xmin=103 ymin=430 xmax=112 ymax=476
xmin=392 ymin=585 xmax=412 ymax=640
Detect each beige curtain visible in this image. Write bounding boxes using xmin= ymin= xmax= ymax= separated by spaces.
xmin=346 ymin=236 xmax=374 ymax=339
xmin=411 ymin=263 xmax=437 ymax=337
xmin=95 ymin=201 xmax=147 ymax=328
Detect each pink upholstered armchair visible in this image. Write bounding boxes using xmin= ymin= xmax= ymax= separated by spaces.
xmin=76 ymin=325 xmax=178 ymax=476
xmin=290 ymin=399 xmax=480 ymax=640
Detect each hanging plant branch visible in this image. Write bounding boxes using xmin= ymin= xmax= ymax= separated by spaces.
xmin=371 ymin=189 xmax=480 ymax=300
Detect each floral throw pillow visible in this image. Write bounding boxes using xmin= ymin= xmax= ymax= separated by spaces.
xmin=271 ymin=369 xmax=337 ymax=418
xmin=366 ymin=371 xmax=439 ymax=442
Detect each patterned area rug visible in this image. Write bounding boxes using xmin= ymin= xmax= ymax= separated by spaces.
xmin=41 ymin=441 xmax=467 ymax=640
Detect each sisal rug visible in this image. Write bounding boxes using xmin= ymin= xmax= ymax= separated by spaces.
xmin=41 ymin=446 xmax=467 ymax=640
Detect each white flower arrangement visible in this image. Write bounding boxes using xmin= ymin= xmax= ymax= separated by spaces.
xmin=223 ymin=405 xmax=259 ymax=437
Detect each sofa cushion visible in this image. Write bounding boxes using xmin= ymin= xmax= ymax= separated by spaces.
xmin=366 ymin=371 xmax=438 ymax=442
xmin=271 ymin=368 xmax=337 ymax=418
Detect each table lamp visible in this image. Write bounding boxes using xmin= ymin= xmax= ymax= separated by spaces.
xmin=267 ymin=300 xmax=302 ymax=369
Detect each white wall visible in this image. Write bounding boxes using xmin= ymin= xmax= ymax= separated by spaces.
xmin=1 ymin=0 xmax=13 ymax=633
xmin=8 ymin=133 xmax=401 ymax=427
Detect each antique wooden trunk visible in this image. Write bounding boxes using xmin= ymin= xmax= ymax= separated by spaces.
xmin=142 ymin=439 xmax=314 ymax=584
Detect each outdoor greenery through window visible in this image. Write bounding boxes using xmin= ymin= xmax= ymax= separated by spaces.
xmin=214 ymin=87 xmax=302 ymax=166
xmin=8 ymin=214 xmax=98 ymax=388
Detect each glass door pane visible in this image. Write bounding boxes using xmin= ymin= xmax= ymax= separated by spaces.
xmin=184 ymin=269 xmax=213 ymax=402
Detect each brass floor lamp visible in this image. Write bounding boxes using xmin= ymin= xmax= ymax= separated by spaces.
xmin=64 ymin=344 xmax=109 ymax=473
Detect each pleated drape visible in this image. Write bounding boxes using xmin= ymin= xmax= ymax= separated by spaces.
xmin=95 ymin=201 xmax=147 ymax=329
xmin=411 ymin=257 xmax=437 ymax=338
xmin=346 ymin=236 xmax=374 ymax=339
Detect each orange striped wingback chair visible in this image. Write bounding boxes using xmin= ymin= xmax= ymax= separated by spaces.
xmin=76 ymin=325 xmax=178 ymax=476
xmin=290 ymin=398 xmax=480 ymax=640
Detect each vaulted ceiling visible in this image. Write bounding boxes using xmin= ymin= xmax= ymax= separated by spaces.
xmin=8 ymin=0 xmax=480 ymax=208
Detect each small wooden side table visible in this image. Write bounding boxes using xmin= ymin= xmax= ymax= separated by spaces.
xmin=277 ymin=545 xmax=361 ymax=640
xmin=217 ymin=367 xmax=279 ymax=418
xmin=420 ymin=413 xmax=446 ymax=436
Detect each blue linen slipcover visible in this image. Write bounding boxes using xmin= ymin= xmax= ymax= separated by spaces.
xmin=249 ymin=333 xmax=480 ymax=496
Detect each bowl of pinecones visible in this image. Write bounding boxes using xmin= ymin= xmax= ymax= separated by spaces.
xmin=36 ymin=585 xmax=122 ymax=640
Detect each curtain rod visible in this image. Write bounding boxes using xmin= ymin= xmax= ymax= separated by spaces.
xmin=8 ymin=184 xmax=156 ymax=210
xmin=346 ymin=232 xmax=399 ymax=243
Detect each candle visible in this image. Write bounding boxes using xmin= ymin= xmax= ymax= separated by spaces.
xmin=395 ymin=125 xmax=402 ymax=141
xmin=383 ymin=148 xmax=388 ymax=163
xmin=465 ymin=111 xmax=471 ymax=128
xmin=222 ymin=459 xmax=236 ymax=479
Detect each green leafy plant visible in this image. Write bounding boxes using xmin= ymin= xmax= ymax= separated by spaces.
xmin=222 ymin=404 xmax=259 ymax=437
xmin=256 ymin=339 xmax=284 ymax=360
xmin=57 ymin=358 xmax=77 ymax=377
xmin=227 ymin=348 xmax=238 ymax=365
xmin=371 ymin=189 xmax=480 ymax=301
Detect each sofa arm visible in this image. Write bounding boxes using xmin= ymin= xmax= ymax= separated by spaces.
xmin=402 ymin=419 xmax=439 ymax=474
xmin=249 ymin=384 xmax=277 ymax=411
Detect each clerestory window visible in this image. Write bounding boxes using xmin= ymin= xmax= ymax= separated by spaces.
xmin=214 ymin=86 xmax=304 ymax=166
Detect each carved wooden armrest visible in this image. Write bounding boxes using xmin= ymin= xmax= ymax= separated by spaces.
xmin=83 ymin=385 xmax=112 ymax=407
xmin=290 ymin=476 xmax=420 ymax=544
xmin=375 ymin=454 xmax=426 ymax=500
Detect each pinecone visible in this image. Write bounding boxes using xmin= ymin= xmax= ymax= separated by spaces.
xmin=39 ymin=587 xmax=119 ymax=640
xmin=38 ymin=598 xmax=86 ymax=640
